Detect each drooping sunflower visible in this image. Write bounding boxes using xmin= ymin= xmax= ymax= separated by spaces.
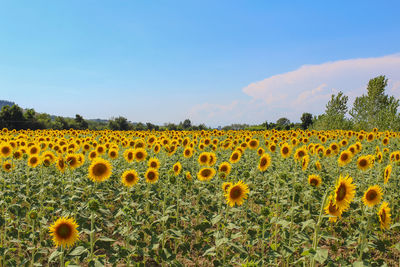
xmin=229 ymin=150 xmax=241 ymax=164
xmin=27 ymin=155 xmax=41 ymax=168
xmin=49 ymin=217 xmax=79 ymax=248
xmin=280 ymin=143 xmax=291 ymax=159
xmin=334 ymin=175 xmax=356 ymax=211
xmin=378 ymin=202 xmax=391 ymax=230
xmin=337 ymin=150 xmax=352 ymax=167
xmin=258 ymin=153 xmax=271 ymax=172
xmin=324 ymin=196 xmax=342 ymax=222
xmin=218 ymin=162 xmax=232 ymax=175
xmin=222 ymin=182 xmax=233 ymax=193
xmin=198 ymin=152 xmax=210 ymax=166
xmin=134 ymin=148 xmax=147 ymax=162
xmin=148 ymin=157 xmax=160 ymax=169
xmin=145 ymin=168 xmax=159 ymax=184
xmin=381 ymin=163 xmax=391 ymax=185
xmin=197 ymin=167 xmax=216 ymax=181
xmin=173 ymin=162 xmax=182 ymax=176
xmin=88 ymin=158 xmax=112 ymax=183
xmin=121 ymin=169 xmax=139 ymax=187
xmin=308 ymin=174 xmax=322 ymax=187
xmin=357 ymin=155 xmax=372 ymax=171
xmin=123 ymin=149 xmax=135 ymax=163
xmin=56 ymin=157 xmax=66 ymax=173
xmin=225 ymin=180 xmax=249 ymax=207
xmin=362 ymin=185 xmax=382 ymax=207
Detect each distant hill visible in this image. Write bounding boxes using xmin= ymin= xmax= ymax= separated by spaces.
xmin=0 ymin=100 xmax=15 ymax=110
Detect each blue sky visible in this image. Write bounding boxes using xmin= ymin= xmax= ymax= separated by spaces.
xmin=1 ymin=1 xmax=400 ymax=127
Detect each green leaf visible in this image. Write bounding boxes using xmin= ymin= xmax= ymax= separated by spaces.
xmin=69 ymin=246 xmax=88 ymax=256
xmin=314 ymin=248 xmax=328 ymax=264
xmin=49 ymin=249 xmax=62 ymax=262
xmin=97 ymin=237 xmax=116 ymax=242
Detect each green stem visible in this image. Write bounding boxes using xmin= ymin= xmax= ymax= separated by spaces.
xmin=60 ymin=246 xmax=65 ymax=267
xmin=310 ymin=190 xmax=329 ymax=267
xmin=90 ymin=211 xmax=95 ymax=261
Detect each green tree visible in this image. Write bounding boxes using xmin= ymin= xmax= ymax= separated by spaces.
xmin=75 ymin=114 xmax=88 ymax=129
xmin=300 ymin=113 xmax=313 ymax=129
xmin=108 ymin=116 xmax=130 ymax=130
xmin=350 ymin=75 xmax=400 ymax=130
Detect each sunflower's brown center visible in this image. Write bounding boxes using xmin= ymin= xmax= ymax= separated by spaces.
xmin=30 ymin=157 xmax=38 ymax=165
xmin=270 ymin=145 xmax=276 ymax=151
xmin=147 ymin=171 xmax=156 ymax=181
xmin=349 ymin=147 xmax=355 ymax=153
xmin=43 ymin=159 xmax=51 ymax=167
xmin=230 ymin=186 xmax=242 ymax=199
xmin=56 ymin=223 xmax=72 ymax=239
xmin=231 ymin=153 xmax=238 ymax=161
xmin=93 ymin=163 xmax=107 ymax=176
xmin=310 ymin=178 xmax=318 ymax=186
xmin=224 ymin=184 xmax=231 ymax=192
xmin=383 ymin=139 xmax=388 ymax=145
xmin=150 ymin=161 xmax=157 ymax=168
xmin=174 ymin=165 xmax=179 ymax=172
xmin=366 ymin=190 xmax=377 ymax=201
xmin=340 ymin=153 xmax=349 ymax=161
xmin=249 ymin=141 xmax=257 ymax=147
xmin=200 ymin=155 xmax=208 ymax=163
xmin=380 ymin=209 xmax=386 ymax=222
xmin=396 ymin=154 xmax=400 ymax=161
xmin=326 ymin=149 xmax=331 ymax=155
xmin=2 ymin=147 xmax=10 ymax=154
xmin=67 ymin=157 xmax=77 ymax=166
xmin=282 ymin=147 xmax=289 ymax=155
xmin=385 ymin=169 xmax=389 ymax=177
xmin=136 ymin=152 xmax=144 ymax=160
xmin=368 ymin=134 xmax=373 ymax=141
xmin=260 ymin=157 xmax=267 ymax=167
xmin=298 ymin=150 xmax=305 ymax=158
xmin=127 ymin=152 xmax=133 ymax=160
xmin=201 ymin=169 xmax=212 ymax=177
xmin=328 ymin=202 xmax=338 ymax=213
xmin=220 ymin=165 xmax=228 ymax=172
xmin=110 ymin=151 xmax=116 ymax=157
xmin=184 ymin=149 xmax=190 ymax=156
xmin=30 ymin=147 xmax=38 ymax=154
xmin=331 ymin=144 xmax=338 ymax=150
xmin=5 ymin=163 xmax=11 ymax=170
xmin=337 ymin=184 xmax=347 ymax=201
xmin=359 ymin=159 xmax=368 ymax=167
xmin=125 ymin=173 xmax=135 ymax=182
xmin=97 ymin=147 xmax=104 ymax=153
xmin=58 ymin=160 xmax=65 ymax=168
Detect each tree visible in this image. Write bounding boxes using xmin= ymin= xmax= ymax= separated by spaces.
xmin=108 ymin=116 xmax=130 ymax=130
xmin=300 ymin=113 xmax=313 ymax=129
xmin=74 ymin=114 xmax=88 ymax=129
xmin=276 ymin=117 xmax=290 ymax=130
xmin=182 ymin=119 xmax=192 ymax=129
xmin=53 ymin=116 xmax=69 ymax=130
xmin=350 ymin=75 xmax=400 ymax=130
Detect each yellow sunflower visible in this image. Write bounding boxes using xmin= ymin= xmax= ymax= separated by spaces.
xmin=225 ymin=180 xmax=249 ymax=207
xmin=185 ymin=171 xmax=192 ymax=181
xmin=183 ymin=147 xmax=194 ymax=158
xmin=56 ymin=157 xmax=66 ymax=173
xmin=0 ymin=143 xmax=12 ymax=158
xmin=222 ymin=182 xmax=233 ymax=193
xmin=280 ymin=143 xmax=291 ymax=159
xmin=377 ymin=202 xmax=391 ymax=230
xmin=173 ymin=162 xmax=182 ymax=176
xmin=123 ymin=149 xmax=135 ymax=163
xmin=108 ymin=149 xmax=119 ymax=159
xmin=65 ymin=153 xmax=80 ymax=170
xmin=145 ymin=168 xmax=159 ymax=184
xmin=294 ymin=147 xmax=307 ymax=161
xmin=357 ymin=155 xmax=372 ymax=171
xmin=2 ymin=161 xmax=13 ymax=172
xmin=88 ymin=158 xmax=112 ymax=182
xmin=337 ymin=150 xmax=352 ymax=167
xmin=198 ymin=152 xmax=210 ymax=166
xmin=308 ymin=174 xmax=322 ymax=187
xmin=384 ymin=165 xmax=392 ymax=184
xmin=148 ymin=157 xmax=160 ymax=169
xmin=324 ymin=196 xmax=342 ymax=222
xmin=218 ymin=162 xmax=232 ymax=175
xmin=208 ymin=152 xmax=217 ymax=166
xmin=229 ymin=151 xmax=241 ymax=164
xmin=258 ymin=153 xmax=271 ymax=172
xmin=362 ymin=185 xmax=382 ymax=207
xmin=334 ymin=175 xmax=356 ymax=211
xmin=197 ymin=167 xmax=216 ymax=181
xmin=49 ymin=217 xmax=79 ymax=248
xmin=315 ymin=160 xmax=322 ymax=171
xmin=301 ymin=155 xmax=310 ymax=171
xmin=27 ymin=155 xmax=41 ymax=168
xmin=121 ymin=169 xmax=139 ymax=187
xmin=134 ymin=148 xmax=147 ymax=162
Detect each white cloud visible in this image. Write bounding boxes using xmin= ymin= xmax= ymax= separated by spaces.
xmin=242 ymin=53 xmax=400 ymax=120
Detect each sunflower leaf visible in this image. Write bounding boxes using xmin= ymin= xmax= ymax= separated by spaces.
xmin=69 ymin=246 xmax=88 ymax=256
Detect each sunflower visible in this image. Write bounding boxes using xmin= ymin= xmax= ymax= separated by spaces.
xmin=173 ymin=162 xmax=182 ymax=176
xmin=56 ymin=157 xmax=66 ymax=173
xmin=0 ymin=143 xmax=12 ymax=158
xmin=301 ymin=155 xmax=310 ymax=171
xmin=229 ymin=151 xmax=241 ymax=164
xmin=315 ymin=160 xmax=322 ymax=171
xmin=49 ymin=217 xmax=79 ymax=248
xmin=65 ymin=153 xmax=80 ymax=169
xmin=384 ymin=165 xmax=392 ymax=184
xmin=148 ymin=157 xmax=160 ymax=169
xmin=308 ymin=174 xmax=322 ymax=187
xmin=12 ymin=150 xmax=23 ymax=160
xmin=334 ymin=175 xmax=356 ymax=211
xmin=108 ymin=149 xmax=119 ymax=159
xmin=185 ymin=171 xmax=192 ymax=181
xmin=134 ymin=148 xmax=147 ymax=162
xmin=377 ymin=202 xmax=391 ymax=230
xmin=280 ymin=143 xmax=291 ymax=159
xmin=294 ymin=147 xmax=307 ymax=161
xmin=198 ymin=152 xmax=210 ymax=166
xmin=362 ymin=185 xmax=382 ymax=207
xmin=257 ymin=147 xmax=265 ymax=156
xmin=258 ymin=153 xmax=271 ymax=172
xmin=208 ymin=152 xmax=217 ymax=166
xmin=218 ymin=162 xmax=232 ymax=175
xmin=222 ymin=182 xmax=233 ymax=193
xmin=338 ymin=150 xmax=352 ymax=167
xmin=324 ymin=196 xmax=342 ymax=222
xmin=183 ymin=147 xmax=193 ymax=158
xmin=28 ymin=145 xmax=40 ymax=156
xmin=121 ymin=169 xmax=139 ymax=187
xmin=96 ymin=145 xmax=106 ymax=155
xmin=2 ymin=161 xmax=13 ymax=172
xmin=225 ymin=180 xmax=249 ymax=207
xmin=197 ymin=167 xmax=216 ymax=181
xmin=88 ymin=158 xmax=112 ymax=183
xmin=88 ymin=150 xmax=97 ymax=161
xmin=145 ymin=168 xmax=159 ymax=184
xmin=123 ymin=149 xmax=135 ymax=163
xmin=357 ymin=155 xmax=372 ymax=171
xmin=27 ymin=155 xmax=41 ymax=168
xmin=248 ymin=139 xmax=259 ymax=149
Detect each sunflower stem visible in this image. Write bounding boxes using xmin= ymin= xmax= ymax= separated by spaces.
xmin=90 ymin=210 xmax=95 ymax=262
xmin=310 ymin=189 xmax=329 ymax=267
xmin=60 ymin=246 xmax=65 ymax=267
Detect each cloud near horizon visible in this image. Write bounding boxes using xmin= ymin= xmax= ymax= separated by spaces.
xmin=189 ymin=53 xmax=400 ymax=126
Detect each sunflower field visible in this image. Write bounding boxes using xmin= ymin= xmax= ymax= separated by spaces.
xmin=1 ymin=128 xmax=400 ymax=266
